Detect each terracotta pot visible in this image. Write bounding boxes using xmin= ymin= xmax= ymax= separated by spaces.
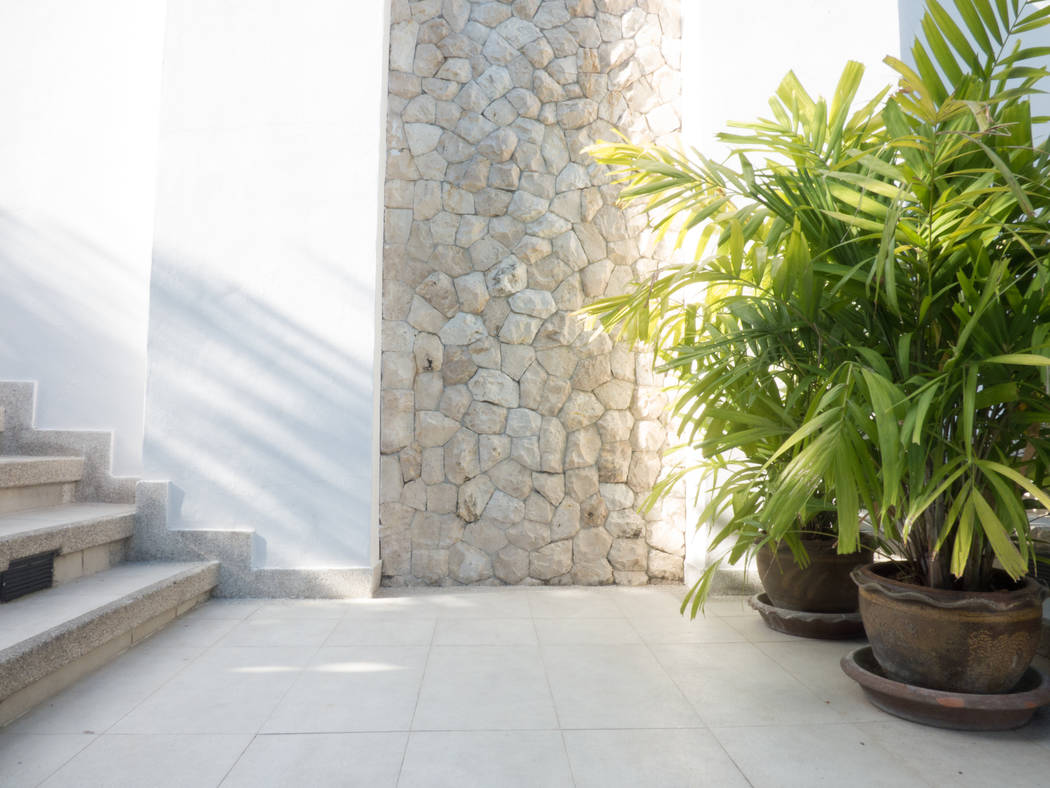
xmin=852 ymin=562 xmax=1048 ymax=693
xmin=756 ymin=537 xmax=873 ymax=613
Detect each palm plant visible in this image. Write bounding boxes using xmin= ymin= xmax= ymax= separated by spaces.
xmin=583 ymin=0 xmax=1050 ymax=614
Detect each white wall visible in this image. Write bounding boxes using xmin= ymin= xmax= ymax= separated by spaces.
xmin=0 ymin=1 xmax=166 ymax=475
xmin=143 ymin=0 xmax=388 ymax=569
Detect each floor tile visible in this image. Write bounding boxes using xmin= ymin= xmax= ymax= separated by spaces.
xmin=528 ymin=588 xmax=625 ymax=619
xmin=247 ymin=600 xmax=351 ymax=619
xmin=262 ymin=646 xmax=427 ymax=733
xmin=110 ymin=647 xmax=314 ymax=734
xmin=564 ymin=728 xmax=750 ymax=788
xmin=325 ymin=616 xmax=435 ymax=647
xmin=723 ymin=612 xmax=811 ymax=642
xmin=39 ymin=733 xmax=251 ymax=788
xmin=432 ymin=617 xmax=537 ymax=646
xmin=859 ymin=719 xmax=1050 ymax=786
xmin=629 ymin=614 xmax=747 ymax=645
xmin=543 ymin=644 xmax=701 ymax=729
xmin=534 ymin=617 xmax=641 ymax=645
xmin=137 ymin=612 xmax=241 ymax=650
xmin=220 ymin=732 xmax=406 ymax=787
xmin=188 ymin=599 xmax=263 ymax=620
xmin=712 ymin=722 xmax=929 ymax=787
xmin=218 ymin=616 xmax=338 ymax=647
xmin=701 ymin=597 xmax=752 ymax=617
xmin=399 ymin=731 xmax=573 ymax=788
xmin=5 ymin=646 xmax=201 ymax=734
xmin=413 ymin=646 xmax=557 ymax=730
xmin=0 ymin=733 xmax=95 ymax=787
xmin=652 ymin=643 xmax=846 ymax=727
xmin=607 ymin=586 xmax=689 ymax=619
xmin=756 ymin=639 xmax=883 ymax=722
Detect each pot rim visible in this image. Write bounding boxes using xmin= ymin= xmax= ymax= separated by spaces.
xmin=851 ymin=561 xmax=1048 ymax=612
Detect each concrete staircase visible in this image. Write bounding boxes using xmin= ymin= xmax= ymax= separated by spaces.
xmin=0 ymin=383 xmax=218 ymax=727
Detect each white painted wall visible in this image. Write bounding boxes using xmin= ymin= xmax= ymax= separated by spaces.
xmin=143 ymin=0 xmax=388 ymax=569
xmin=0 ymin=1 xmax=166 ymax=475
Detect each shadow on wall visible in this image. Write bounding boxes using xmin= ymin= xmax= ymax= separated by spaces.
xmin=0 ymin=208 xmax=148 ymax=474
xmin=143 ymin=253 xmax=376 ymax=569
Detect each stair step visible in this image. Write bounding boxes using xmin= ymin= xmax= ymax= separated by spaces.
xmin=0 ymin=502 xmax=136 ymax=578
xmin=0 ymin=457 xmax=85 ymax=515
xmin=0 ymin=561 xmax=219 ymax=726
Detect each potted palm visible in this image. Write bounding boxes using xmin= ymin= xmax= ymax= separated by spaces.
xmin=585 ymin=0 xmax=1050 ymax=719
xmin=582 ymin=59 xmax=887 ymax=632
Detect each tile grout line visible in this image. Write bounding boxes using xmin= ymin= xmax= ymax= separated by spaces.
xmin=395 ymin=602 xmax=437 ymax=787
xmin=621 ymin=604 xmax=757 ymax=787
xmin=527 ymin=593 xmax=578 ymax=788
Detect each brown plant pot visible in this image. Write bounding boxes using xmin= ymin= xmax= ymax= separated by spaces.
xmin=756 ymin=538 xmax=872 ymax=614
xmin=852 ymin=562 xmax=1048 ymax=694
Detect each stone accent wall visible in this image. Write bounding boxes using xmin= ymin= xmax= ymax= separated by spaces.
xmin=379 ymin=0 xmax=684 ymax=585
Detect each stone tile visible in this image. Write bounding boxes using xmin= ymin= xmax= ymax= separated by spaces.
xmin=723 ymin=611 xmax=815 ymax=643
xmin=859 ymin=719 xmax=1050 ymax=786
xmin=629 ymin=614 xmax=748 ymax=645
xmin=652 ymin=643 xmax=847 ymax=727
xmin=110 ymin=647 xmax=314 ymax=734
xmin=527 ymin=588 xmax=625 ymax=619
xmin=391 ymin=589 xmax=532 ymax=619
xmin=135 ymin=611 xmax=241 ymax=649
xmin=38 ymin=733 xmax=250 ymax=788
xmin=221 ymin=733 xmax=406 ymax=787
xmin=605 ymin=585 xmax=687 ymax=619
xmin=564 ymin=729 xmax=750 ymax=788
xmin=246 ymin=600 xmax=351 ymax=619
xmin=399 ymin=731 xmax=573 ymax=787
xmin=325 ymin=617 xmax=436 ymax=646
xmin=218 ymin=616 xmax=339 ymax=647
xmin=0 ymin=733 xmax=95 ymax=787
xmin=262 ymin=646 xmax=428 ymax=733
xmin=185 ymin=599 xmax=263 ymax=619
xmin=701 ymin=596 xmax=752 ymax=617
xmin=756 ymin=639 xmax=883 ymax=722
xmin=413 ymin=646 xmax=557 ymax=730
xmin=543 ymin=644 xmax=700 ymax=729
xmin=534 ymin=617 xmax=641 ymax=645
xmin=5 ymin=646 xmax=201 ymax=734
xmin=433 ymin=617 xmax=537 ymax=645
xmin=712 ymin=723 xmax=928 ymax=788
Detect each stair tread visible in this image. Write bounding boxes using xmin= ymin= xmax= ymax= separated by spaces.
xmin=0 ymin=502 xmax=136 ymax=538
xmin=0 ymin=456 xmax=84 ymax=488
xmin=0 ymin=561 xmax=217 ymax=654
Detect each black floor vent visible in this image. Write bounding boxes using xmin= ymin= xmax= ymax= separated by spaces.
xmin=1 ymin=550 xmax=58 ymax=602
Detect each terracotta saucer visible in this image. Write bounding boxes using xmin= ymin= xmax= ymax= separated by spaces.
xmin=748 ymin=592 xmax=865 ymax=639
xmin=841 ymin=645 xmax=1050 ymax=730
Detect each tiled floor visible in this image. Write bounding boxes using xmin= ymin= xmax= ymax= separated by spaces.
xmin=1 ymin=586 xmax=1048 ymax=787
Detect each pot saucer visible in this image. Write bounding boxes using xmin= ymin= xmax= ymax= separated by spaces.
xmin=842 ymin=645 xmax=1050 ymax=730
xmin=748 ymin=592 xmax=865 ymax=639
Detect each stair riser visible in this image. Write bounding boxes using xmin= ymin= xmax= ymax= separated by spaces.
xmin=0 ymin=482 xmax=75 ymax=515
xmin=52 ymin=540 xmax=127 ymax=587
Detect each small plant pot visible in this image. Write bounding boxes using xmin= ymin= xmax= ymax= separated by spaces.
xmin=852 ymin=562 xmax=1048 ymax=693
xmin=756 ymin=538 xmax=872 ymax=614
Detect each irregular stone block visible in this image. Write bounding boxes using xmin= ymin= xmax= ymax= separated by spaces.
xmin=532 ymin=472 xmax=565 ymax=506
xmin=449 ymin=542 xmax=494 ymax=583
xmin=530 ymin=540 xmax=572 ymax=580
xmin=494 ymin=544 xmax=530 ymax=584
xmin=507 ymin=519 xmax=550 ymax=551
xmin=468 ymin=368 xmax=520 ymax=407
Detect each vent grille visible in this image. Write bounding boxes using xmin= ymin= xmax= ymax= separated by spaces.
xmin=1 ymin=550 xmax=58 ymax=602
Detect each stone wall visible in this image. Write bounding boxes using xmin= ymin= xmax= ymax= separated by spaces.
xmin=379 ymin=0 xmax=685 ymax=585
